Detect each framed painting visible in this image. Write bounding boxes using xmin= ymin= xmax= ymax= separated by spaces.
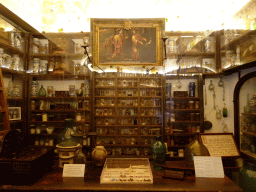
xmin=91 ymin=18 xmax=165 ymax=66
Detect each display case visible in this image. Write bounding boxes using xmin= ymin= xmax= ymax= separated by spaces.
xmin=234 ymin=71 xmax=256 ymax=160
xmin=100 ymin=158 xmax=153 ymax=184
xmin=0 ymin=11 xmax=29 ymax=137
xmin=164 ymin=31 xmax=218 ymax=74
xmin=220 ymin=29 xmax=256 ymax=71
xmin=27 ymin=32 xmax=92 ymax=153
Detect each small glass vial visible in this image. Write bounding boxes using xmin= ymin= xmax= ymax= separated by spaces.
xmin=30 ymin=125 xmax=36 ymax=134
xmin=31 ymin=100 xmax=36 ymax=110
xmin=33 ymin=58 xmax=40 ymax=73
xmin=39 ymin=60 xmax=48 ymax=74
xmin=170 ymin=113 xmax=175 ymax=122
xmin=35 ymin=138 xmax=39 ymax=146
xmin=47 ymin=86 xmax=53 ymax=97
xmin=40 ymin=138 xmax=45 ymax=146
xmin=12 ymin=85 xmax=20 ymax=97
xmin=33 ymin=38 xmax=40 ymax=53
xmin=76 ymin=113 xmax=82 ymax=121
xmin=189 ymin=101 xmax=195 ymax=109
xmin=13 ymin=54 xmax=20 ymax=71
xmin=49 ymin=139 xmax=54 ymax=146
xmin=42 ymin=113 xmax=48 ymax=121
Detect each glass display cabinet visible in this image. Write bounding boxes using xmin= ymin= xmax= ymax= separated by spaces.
xmin=234 ymin=71 xmax=256 ymax=160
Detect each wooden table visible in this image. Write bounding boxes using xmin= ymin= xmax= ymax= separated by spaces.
xmin=0 ymin=161 xmax=243 ymax=192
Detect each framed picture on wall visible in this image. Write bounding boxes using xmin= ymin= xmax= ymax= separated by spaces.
xmin=91 ymin=18 xmax=165 ymax=66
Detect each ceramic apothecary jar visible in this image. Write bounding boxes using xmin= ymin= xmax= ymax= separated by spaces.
xmin=91 ymin=146 xmax=108 ymax=166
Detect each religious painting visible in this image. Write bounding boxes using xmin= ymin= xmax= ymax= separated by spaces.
xmin=91 ymin=18 xmax=165 ymax=66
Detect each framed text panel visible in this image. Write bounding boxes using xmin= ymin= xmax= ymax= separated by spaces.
xmin=200 ymin=133 xmax=240 ymax=157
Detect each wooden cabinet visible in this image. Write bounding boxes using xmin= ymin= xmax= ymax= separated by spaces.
xmin=0 ymin=14 xmax=28 ymax=138
xmin=163 ymin=75 xmax=203 ymax=159
xmin=234 ymin=72 xmax=256 ymax=160
xmin=93 ymin=72 xmax=163 ymax=157
xmin=220 ymin=30 xmax=256 ymax=73
xmin=27 ymin=32 xmax=91 ymax=149
xmin=165 ymin=31 xmax=218 ymax=74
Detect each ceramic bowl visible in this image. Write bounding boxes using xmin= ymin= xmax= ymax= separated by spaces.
xmin=46 ymin=127 xmax=54 ymax=134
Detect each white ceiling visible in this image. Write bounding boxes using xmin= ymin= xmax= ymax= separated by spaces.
xmin=1 ymin=0 xmax=251 ymax=32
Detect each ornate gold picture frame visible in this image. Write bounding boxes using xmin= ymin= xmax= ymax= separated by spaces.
xmin=91 ymin=18 xmax=165 ymax=66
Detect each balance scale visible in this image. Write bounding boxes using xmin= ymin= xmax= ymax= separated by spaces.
xmin=56 ymin=143 xmax=80 ymax=168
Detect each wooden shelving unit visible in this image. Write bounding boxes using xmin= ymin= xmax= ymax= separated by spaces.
xmin=92 ymin=72 xmax=163 ymax=157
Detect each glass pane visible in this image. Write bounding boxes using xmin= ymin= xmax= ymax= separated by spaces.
xmin=239 ymin=76 xmax=256 ymax=158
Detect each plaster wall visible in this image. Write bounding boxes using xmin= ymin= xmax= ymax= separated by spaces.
xmin=204 ymin=66 xmax=256 ymax=133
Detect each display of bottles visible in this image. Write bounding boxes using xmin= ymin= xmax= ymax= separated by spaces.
xmin=38 ymin=85 xmax=46 ymax=97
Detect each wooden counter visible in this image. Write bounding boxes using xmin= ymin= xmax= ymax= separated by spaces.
xmin=0 ymin=161 xmax=243 ymax=192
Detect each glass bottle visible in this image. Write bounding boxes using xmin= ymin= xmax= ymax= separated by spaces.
xmin=31 ymin=77 xmax=38 ymax=96
xmin=71 ymin=130 xmax=87 ymax=166
xmin=244 ymin=93 xmax=252 ymax=113
xmin=58 ymin=119 xmax=77 ymax=147
xmin=38 ymin=85 xmax=46 ymax=97
xmin=238 ymin=159 xmax=256 ymax=192
xmin=7 ymin=80 xmax=14 ymax=97
xmin=208 ymin=80 xmax=215 ymax=90
xmin=12 ymin=85 xmax=20 ymax=97
xmin=223 ymin=103 xmax=228 ymax=117
xmin=150 ymin=135 xmax=166 ymax=170
xmin=189 ymin=82 xmax=196 ymax=97
xmin=76 ymin=83 xmax=84 ymax=97
xmin=184 ymin=134 xmax=210 ymax=168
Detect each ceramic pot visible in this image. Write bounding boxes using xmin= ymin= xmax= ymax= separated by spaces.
xmin=91 ymin=146 xmax=108 ymax=166
xmin=46 ymin=127 xmax=54 ymax=134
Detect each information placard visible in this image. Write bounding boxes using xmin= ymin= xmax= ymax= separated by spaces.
xmin=62 ymin=164 xmax=85 ymax=177
xmin=200 ymin=133 xmax=240 ymax=157
xmin=194 ymin=156 xmax=224 ymax=178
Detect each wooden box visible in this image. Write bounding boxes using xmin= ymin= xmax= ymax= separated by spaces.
xmin=173 ymin=91 xmax=188 ymax=97
xmin=0 ymin=148 xmax=54 ymax=185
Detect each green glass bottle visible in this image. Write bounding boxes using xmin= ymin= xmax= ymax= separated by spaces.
xmin=223 ymin=103 xmax=228 ymax=117
xmin=151 ymin=135 xmax=166 ymax=170
xmin=38 ymin=85 xmax=46 ymax=97
xmin=239 ymin=159 xmax=256 ymax=192
xmin=58 ymin=119 xmax=77 ymax=147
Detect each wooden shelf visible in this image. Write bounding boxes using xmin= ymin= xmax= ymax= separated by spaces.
xmin=221 ymin=30 xmax=255 ymax=50
xmin=30 ymin=74 xmax=89 ymax=80
xmin=30 ymin=96 xmax=89 ymax=100
xmin=241 ymin=130 xmax=256 ymax=137
xmin=31 ymin=109 xmax=89 ymax=113
xmin=241 ymin=113 xmax=256 ymax=116
xmin=1 ymin=68 xmax=26 ymax=76
xmin=0 ymin=41 xmax=25 ymax=55
xmin=165 ymin=133 xmax=196 ymax=137
xmin=167 ymin=52 xmax=215 ymax=57
xmin=30 ymin=53 xmax=84 ymax=60
xmin=167 ymin=97 xmax=200 ymax=100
